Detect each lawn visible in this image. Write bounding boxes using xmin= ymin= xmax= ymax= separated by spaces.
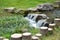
xmin=0 ymin=0 xmax=60 ymax=40
xmin=0 ymin=0 xmax=55 ymax=8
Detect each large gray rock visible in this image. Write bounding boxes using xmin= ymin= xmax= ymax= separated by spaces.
xmin=37 ymin=3 xmax=54 ymax=10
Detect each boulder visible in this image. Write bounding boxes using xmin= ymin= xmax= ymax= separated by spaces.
xmin=37 ymin=3 xmax=54 ymax=11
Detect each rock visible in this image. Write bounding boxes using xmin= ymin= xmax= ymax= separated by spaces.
xmin=16 ymin=9 xmax=24 ymax=14
xmin=37 ymin=3 xmax=54 ymax=11
xmin=22 ymin=32 xmax=32 ymax=40
xmin=54 ymin=18 xmax=60 ymax=26
xmin=48 ymin=28 xmax=53 ymax=34
xmin=32 ymin=36 xmax=39 ymax=40
xmin=3 ymin=38 xmax=9 ymax=40
xmin=27 ymin=8 xmax=38 ymax=12
xmin=40 ymin=27 xmax=48 ymax=35
xmin=35 ymin=33 xmax=42 ymax=39
xmin=11 ymin=33 xmax=22 ymax=40
xmin=4 ymin=7 xmax=16 ymax=13
xmin=53 ymin=1 xmax=60 ymax=8
xmin=0 ymin=37 xmax=4 ymax=40
xmin=49 ymin=23 xmax=56 ymax=29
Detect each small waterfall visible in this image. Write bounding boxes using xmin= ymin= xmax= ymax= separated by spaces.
xmin=25 ymin=14 xmax=49 ymax=28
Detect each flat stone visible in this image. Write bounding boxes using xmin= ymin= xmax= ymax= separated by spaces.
xmin=40 ymin=27 xmax=48 ymax=29
xmin=49 ymin=24 xmax=56 ymax=26
xmin=22 ymin=32 xmax=32 ymax=40
xmin=35 ymin=33 xmax=42 ymax=39
xmin=23 ymin=32 xmax=31 ymax=36
xmin=48 ymin=28 xmax=53 ymax=30
xmin=54 ymin=18 xmax=60 ymax=21
xmin=11 ymin=33 xmax=22 ymax=40
xmin=0 ymin=37 xmax=4 ymax=40
xmin=32 ymin=36 xmax=39 ymax=40
xmin=40 ymin=27 xmax=48 ymax=35
xmin=11 ymin=33 xmax=22 ymax=38
xmin=48 ymin=28 xmax=53 ymax=34
xmin=3 ymin=38 xmax=9 ymax=40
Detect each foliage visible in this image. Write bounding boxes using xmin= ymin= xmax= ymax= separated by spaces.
xmin=0 ymin=15 xmax=29 ymax=38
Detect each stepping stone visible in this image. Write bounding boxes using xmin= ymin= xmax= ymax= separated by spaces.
xmin=49 ymin=23 xmax=56 ymax=29
xmin=40 ymin=27 xmax=48 ymax=35
xmin=35 ymin=33 xmax=42 ymax=39
xmin=22 ymin=32 xmax=32 ymax=40
xmin=0 ymin=37 xmax=4 ymax=40
xmin=3 ymin=38 xmax=9 ymax=40
xmin=32 ymin=36 xmax=39 ymax=40
xmin=54 ymin=18 xmax=60 ymax=26
xmin=48 ymin=28 xmax=53 ymax=34
xmin=11 ymin=33 xmax=22 ymax=40
xmin=16 ymin=9 xmax=24 ymax=14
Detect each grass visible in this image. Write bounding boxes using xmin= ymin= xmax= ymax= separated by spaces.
xmin=0 ymin=0 xmax=55 ymax=9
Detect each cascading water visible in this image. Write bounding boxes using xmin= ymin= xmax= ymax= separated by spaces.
xmin=25 ymin=14 xmax=49 ymax=28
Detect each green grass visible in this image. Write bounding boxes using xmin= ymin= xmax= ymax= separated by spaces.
xmin=0 ymin=15 xmax=29 ymax=38
xmin=0 ymin=0 xmax=55 ymax=9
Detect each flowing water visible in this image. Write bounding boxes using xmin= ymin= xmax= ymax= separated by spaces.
xmin=25 ymin=14 xmax=49 ymax=28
